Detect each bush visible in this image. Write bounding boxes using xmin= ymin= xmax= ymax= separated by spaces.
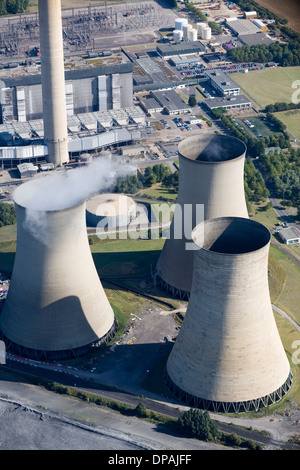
xmin=177 ymin=408 xmax=220 ymax=441
xmin=135 ymin=402 xmax=148 ymax=418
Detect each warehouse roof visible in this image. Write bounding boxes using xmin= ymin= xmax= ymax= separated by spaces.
xmin=226 ymin=19 xmax=261 ymax=36
xmin=156 ymin=41 xmax=206 ymax=57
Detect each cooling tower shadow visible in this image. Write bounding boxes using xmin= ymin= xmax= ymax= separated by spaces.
xmin=1 ymin=294 xmax=117 ymax=361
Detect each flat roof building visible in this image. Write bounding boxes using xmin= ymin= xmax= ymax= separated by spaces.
xmin=278 ymin=226 xmax=300 ymax=245
xmin=205 ymin=69 xmax=240 ymax=96
xmin=226 ymin=19 xmax=261 ymax=36
xmin=156 ymin=41 xmax=206 ymax=58
xmin=239 ymin=33 xmax=273 ymax=46
xmin=150 ymin=89 xmax=191 ymax=115
xmin=139 ymin=97 xmax=164 ymax=114
xmin=204 ymin=94 xmax=252 ymax=110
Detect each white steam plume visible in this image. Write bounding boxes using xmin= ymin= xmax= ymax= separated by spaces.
xmin=13 ymin=156 xmax=118 ymax=211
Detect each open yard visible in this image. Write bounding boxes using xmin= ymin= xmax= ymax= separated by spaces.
xmin=232 ymin=67 xmax=300 ymax=108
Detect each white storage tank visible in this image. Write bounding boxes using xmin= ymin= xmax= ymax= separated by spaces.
xmin=175 ymin=17 xmax=188 ymax=31
xmin=202 ymin=26 xmax=212 ymax=40
xmin=196 ymin=22 xmax=206 ymax=36
xmin=182 ymin=23 xmax=193 ymax=38
xmin=173 ymin=29 xmax=183 ymax=42
xmin=188 ymin=28 xmax=197 ymax=42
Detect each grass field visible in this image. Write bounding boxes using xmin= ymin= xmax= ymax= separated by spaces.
xmin=232 ymin=67 xmax=300 ymax=108
xmin=274 ymin=109 xmax=300 ymax=140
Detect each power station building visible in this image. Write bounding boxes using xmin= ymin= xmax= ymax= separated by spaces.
xmin=164 ymin=217 xmax=293 ymax=413
xmin=0 ymin=176 xmax=117 ymax=360
xmin=0 ymin=62 xmax=134 ymax=124
xmin=156 ymin=134 xmax=248 ymax=299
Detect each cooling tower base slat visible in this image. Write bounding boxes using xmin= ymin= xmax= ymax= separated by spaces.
xmin=163 ymin=367 xmax=293 ymax=414
xmin=0 ymin=317 xmax=118 ymax=361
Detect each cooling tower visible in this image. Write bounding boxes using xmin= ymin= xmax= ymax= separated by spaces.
xmin=38 ymin=0 xmax=69 ymax=166
xmin=156 ymin=134 xmax=248 ymax=299
xmin=164 ymin=217 xmax=293 ymax=413
xmin=0 ymin=178 xmax=116 ymax=360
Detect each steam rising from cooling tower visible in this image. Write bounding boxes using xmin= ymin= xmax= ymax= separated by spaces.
xmin=0 ymin=160 xmax=119 ymax=359
xmin=164 ymin=217 xmax=293 ymax=413
xmin=38 ymin=0 xmax=69 ymax=166
xmin=156 ymin=134 xmax=248 ymax=299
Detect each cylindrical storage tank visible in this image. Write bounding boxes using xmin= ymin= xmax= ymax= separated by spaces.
xmin=0 ymin=178 xmax=116 ymax=360
xmin=165 ymin=217 xmax=293 ymax=413
xmin=175 ymin=17 xmax=188 ymax=31
xmin=202 ymin=26 xmax=212 ymax=40
xmin=182 ymin=23 xmax=193 ymax=38
xmin=86 ymin=193 xmax=137 ymax=228
xmin=38 ymin=0 xmax=69 ymax=166
xmin=173 ymin=29 xmax=183 ymax=42
xmin=196 ymin=22 xmax=206 ymax=36
xmin=155 ymin=134 xmax=248 ymax=299
xmin=187 ymin=28 xmax=197 ymax=42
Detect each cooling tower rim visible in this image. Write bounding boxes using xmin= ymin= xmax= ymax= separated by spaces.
xmin=192 ymin=216 xmax=271 ymax=255
xmin=12 ymin=178 xmax=87 ymax=213
xmin=178 ymin=134 xmax=246 ymax=164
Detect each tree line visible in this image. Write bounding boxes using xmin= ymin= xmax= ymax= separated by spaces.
xmin=227 ymin=41 xmax=300 ymax=67
xmin=0 ymin=0 xmax=29 ymax=15
xmin=264 ymin=102 xmax=300 ymax=113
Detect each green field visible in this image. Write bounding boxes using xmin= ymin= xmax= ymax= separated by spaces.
xmin=274 ymin=109 xmax=300 ymax=140
xmin=232 ymin=67 xmax=300 ymax=108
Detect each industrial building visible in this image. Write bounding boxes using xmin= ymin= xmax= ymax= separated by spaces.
xmin=278 ymin=226 xmax=300 ymax=245
xmin=225 ymin=18 xmax=262 ymax=36
xmin=17 ymin=162 xmax=38 ymax=178
xmin=139 ymin=97 xmax=164 ymax=115
xmin=0 ymin=61 xmax=134 ymax=124
xmin=204 ymin=94 xmax=252 ymax=110
xmin=156 ymin=41 xmax=206 ymax=58
xmin=156 ymin=134 xmax=248 ymax=299
xmin=0 ymin=176 xmax=117 ymax=359
xmin=164 ymin=217 xmax=292 ymax=413
xmin=204 ymin=69 xmax=240 ymax=96
xmin=0 ymin=106 xmax=145 ymax=167
xmin=238 ymin=33 xmax=273 ymax=46
xmin=149 ymin=90 xmax=191 ymax=115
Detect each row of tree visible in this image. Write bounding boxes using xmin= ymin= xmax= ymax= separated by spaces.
xmin=264 ymin=101 xmax=300 ymax=113
xmin=0 ymin=0 xmax=29 ymax=15
xmin=226 ymin=41 xmax=300 ymax=67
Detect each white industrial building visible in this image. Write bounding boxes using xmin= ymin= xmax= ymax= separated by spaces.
xmin=205 ymin=69 xmax=240 ymax=96
xmin=278 ymin=226 xmax=300 ymax=245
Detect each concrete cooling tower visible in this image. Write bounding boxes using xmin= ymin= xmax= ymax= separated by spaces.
xmin=164 ymin=217 xmax=293 ymax=413
xmin=0 ymin=178 xmax=116 ymax=360
xmin=86 ymin=193 xmax=137 ymax=228
xmin=39 ymin=0 xmax=69 ymax=166
xmin=156 ymin=134 xmax=248 ymax=299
